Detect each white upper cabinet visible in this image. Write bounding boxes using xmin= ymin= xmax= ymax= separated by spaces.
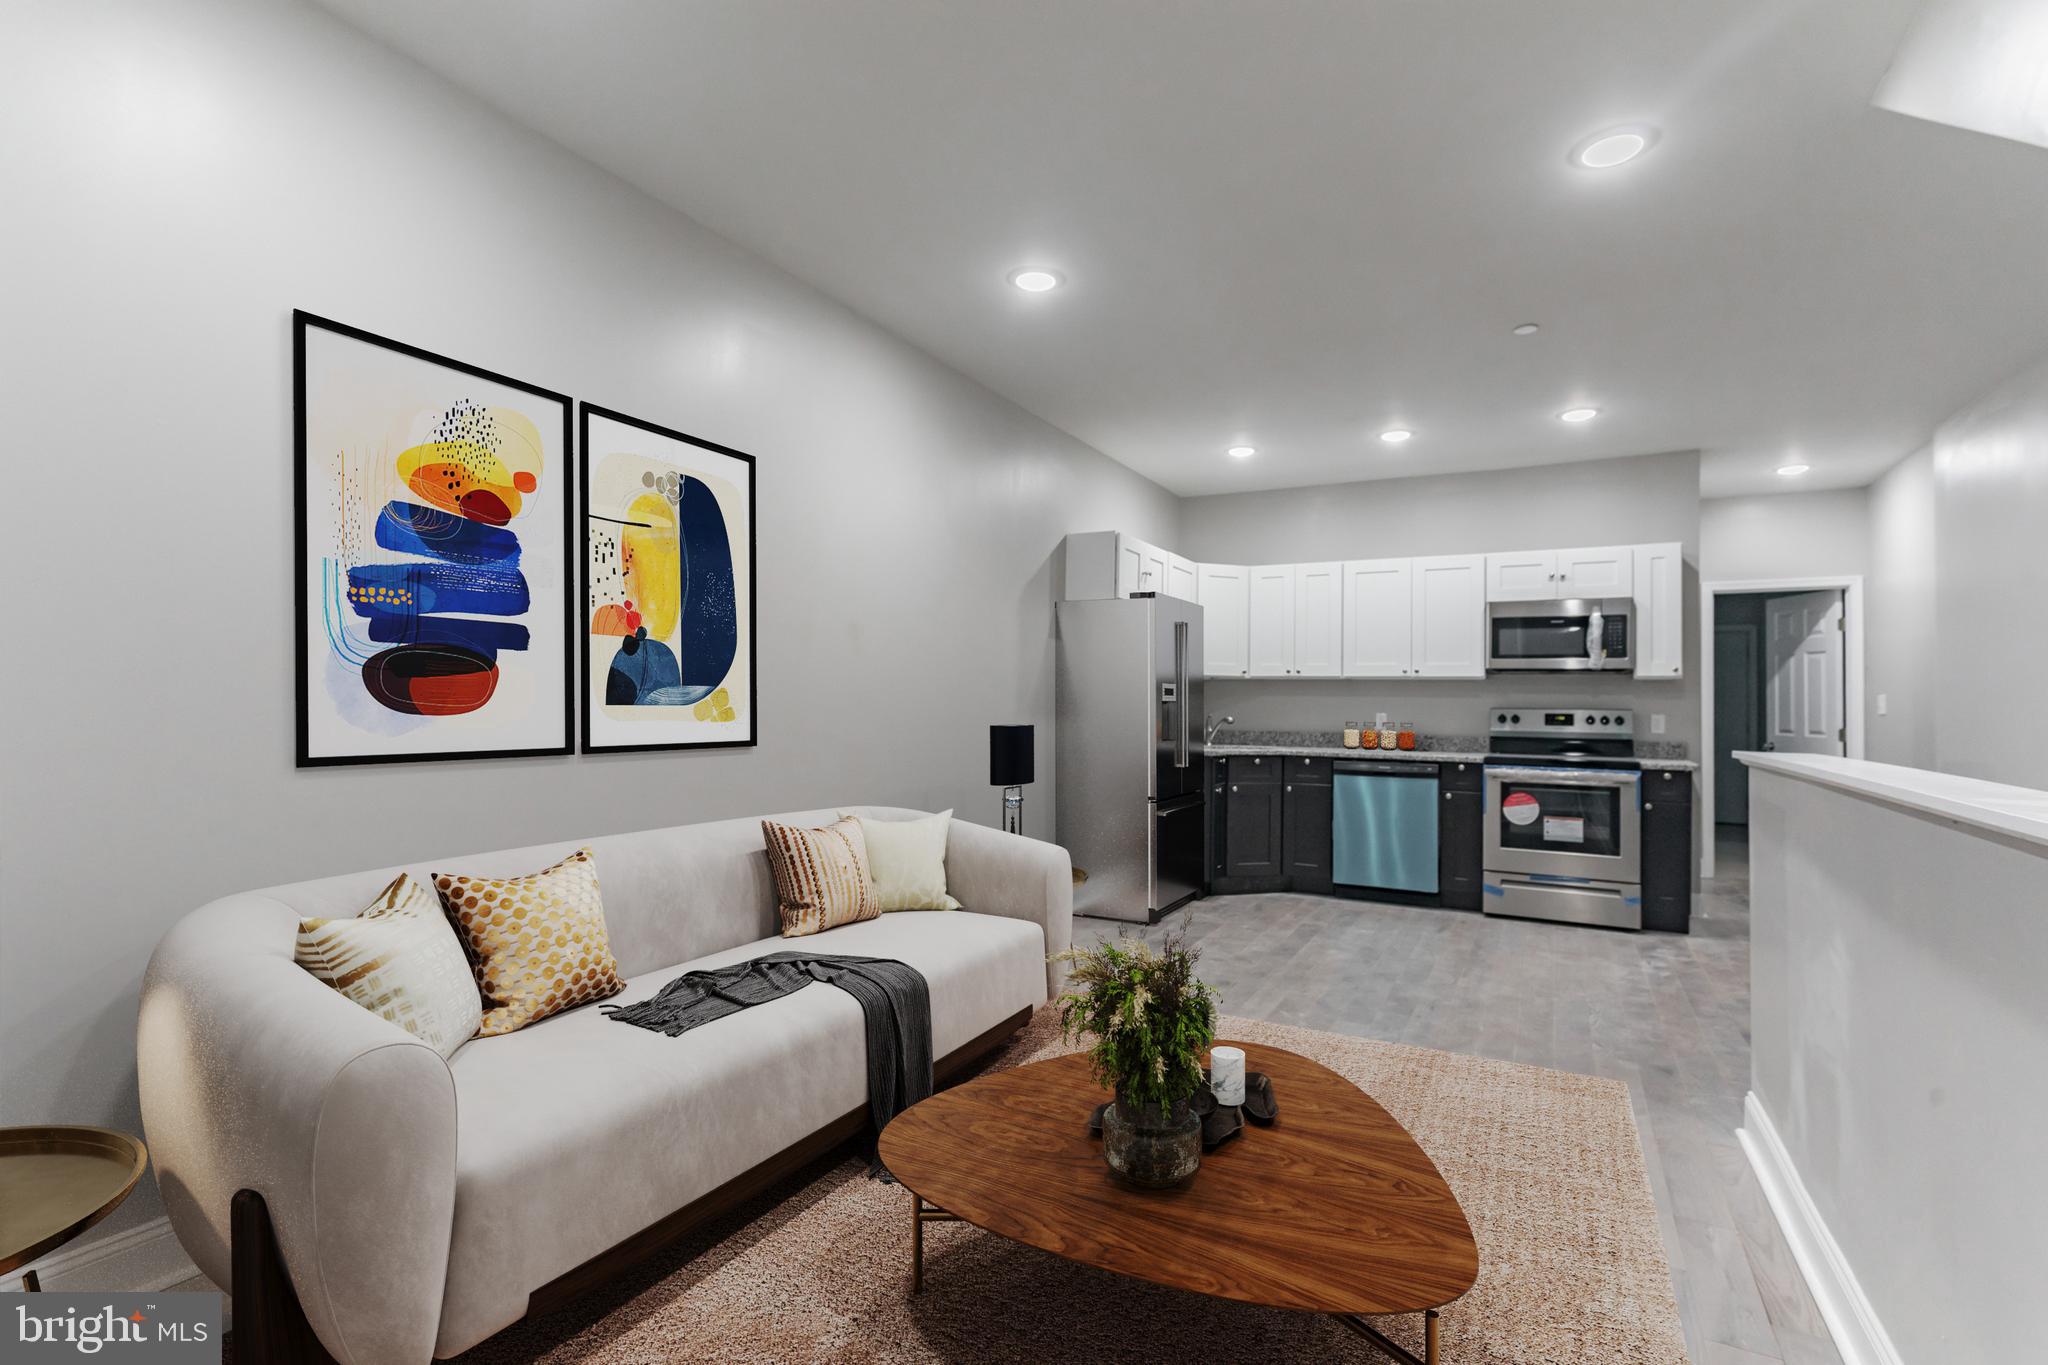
xmin=1341 ymin=559 xmax=1412 ymax=677
xmin=1632 ymin=541 xmax=1684 ymax=678
xmin=1246 ymin=565 xmax=1295 ymax=676
xmin=1165 ymin=553 xmax=1199 ymax=603
xmin=1486 ymin=549 xmax=1557 ymax=601
xmin=1409 ymin=555 xmax=1487 ymax=678
xmin=1196 ymin=563 xmax=1249 ymax=677
xmin=1292 ymin=562 xmax=1344 ymax=677
xmin=1136 ymin=539 xmax=1171 ymax=596
xmin=1557 ymin=545 xmax=1634 ymax=599
xmin=1114 ymin=534 xmax=1147 ymax=597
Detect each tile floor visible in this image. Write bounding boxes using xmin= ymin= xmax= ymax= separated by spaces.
xmin=1076 ymin=827 xmax=1842 ymax=1365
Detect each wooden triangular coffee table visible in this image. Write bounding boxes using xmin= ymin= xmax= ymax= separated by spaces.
xmin=878 ymin=1040 xmax=1479 ymax=1365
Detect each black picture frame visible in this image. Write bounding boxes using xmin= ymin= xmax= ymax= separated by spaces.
xmin=293 ymin=310 xmax=576 ymax=767
xmin=578 ymin=401 xmax=759 ymax=754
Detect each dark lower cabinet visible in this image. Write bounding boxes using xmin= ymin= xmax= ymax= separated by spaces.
xmin=1282 ymin=770 xmax=1333 ymax=894
xmin=1640 ymin=768 xmax=1694 ymax=933
xmin=1222 ymin=761 xmax=1284 ymax=880
xmin=1438 ymin=760 xmax=1483 ymax=911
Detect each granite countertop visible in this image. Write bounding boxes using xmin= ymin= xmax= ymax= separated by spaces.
xmin=1208 ymin=729 xmax=1698 ymax=772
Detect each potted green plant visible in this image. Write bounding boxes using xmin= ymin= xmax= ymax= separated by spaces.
xmin=1054 ymin=930 xmax=1217 ymax=1187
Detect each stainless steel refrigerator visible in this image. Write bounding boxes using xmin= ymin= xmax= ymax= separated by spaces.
xmin=1054 ymin=596 xmax=1206 ymax=923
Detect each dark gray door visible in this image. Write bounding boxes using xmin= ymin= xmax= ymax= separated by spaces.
xmin=1714 ymin=623 xmax=1759 ymax=824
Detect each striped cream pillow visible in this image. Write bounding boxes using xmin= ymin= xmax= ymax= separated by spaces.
xmin=296 ymin=874 xmax=483 ymax=1058
xmin=763 ymin=817 xmax=879 ymax=937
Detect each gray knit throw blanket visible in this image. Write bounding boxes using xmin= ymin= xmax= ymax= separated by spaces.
xmin=603 ymin=952 xmax=933 ymax=1136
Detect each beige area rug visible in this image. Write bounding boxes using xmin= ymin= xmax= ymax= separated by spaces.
xmin=456 ymin=1009 xmax=1687 ymax=1364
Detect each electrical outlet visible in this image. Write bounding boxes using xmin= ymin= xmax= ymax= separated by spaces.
xmin=1877 ymin=693 xmax=1889 ymax=716
xmin=1650 ymin=713 xmax=1667 ymax=735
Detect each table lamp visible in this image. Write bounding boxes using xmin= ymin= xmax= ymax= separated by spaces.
xmin=989 ymin=724 xmax=1035 ymax=836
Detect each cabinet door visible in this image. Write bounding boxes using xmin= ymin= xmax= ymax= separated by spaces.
xmin=1292 ymin=562 xmax=1344 ymax=677
xmin=1283 ymin=780 xmax=1334 ymax=894
xmin=1141 ymin=544 xmax=1171 ymax=596
xmin=1246 ymin=565 xmax=1295 ymax=677
xmin=1410 ymin=554 xmax=1486 ymax=678
xmin=1207 ymin=760 xmax=1229 ymax=880
xmin=1439 ymin=791 xmax=1483 ymax=911
xmin=1196 ymin=564 xmax=1250 ymax=677
xmin=1165 ymin=553 xmax=1199 ymax=603
xmin=1114 ymin=534 xmax=1146 ymax=598
xmin=1632 ymin=541 xmax=1684 ymax=678
xmin=1341 ymin=559 xmax=1412 ymax=677
xmin=1640 ymin=770 xmax=1693 ymax=933
xmin=1486 ymin=549 xmax=1557 ymax=601
xmin=1557 ymin=545 xmax=1634 ymax=598
xmin=1223 ymin=768 xmax=1283 ymax=878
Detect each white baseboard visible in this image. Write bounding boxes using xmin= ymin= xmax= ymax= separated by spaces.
xmin=1739 ymin=1092 xmax=1902 ymax=1365
xmin=0 ymin=1217 xmax=198 ymax=1295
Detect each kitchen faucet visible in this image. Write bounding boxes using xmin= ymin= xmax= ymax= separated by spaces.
xmin=1204 ymin=713 xmax=1234 ymax=744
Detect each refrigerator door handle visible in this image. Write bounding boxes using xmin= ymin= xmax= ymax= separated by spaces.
xmin=1174 ymin=620 xmax=1190 ymax=768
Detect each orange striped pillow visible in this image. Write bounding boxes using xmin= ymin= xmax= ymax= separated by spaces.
xmin=762 ymin=817 xmax=879 ymax=937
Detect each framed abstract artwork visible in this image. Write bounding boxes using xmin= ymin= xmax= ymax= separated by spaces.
xmin=579 ymin=403 xmax=757 ymax=753
xmin=294 ymin=311 xmax=574 ymax=766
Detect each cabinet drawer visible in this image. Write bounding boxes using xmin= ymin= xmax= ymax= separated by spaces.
xmin=1440 ymin=760 xmax=1483 ymax=795
xmin=1280 ymin=755 xmax=1331 ymax=786
xmin=1220 ymin=754 xmax=1280 ymax=784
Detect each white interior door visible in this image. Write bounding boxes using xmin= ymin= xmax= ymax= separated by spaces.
xmin=1765 ymin=590 xmax=1845 ymax=756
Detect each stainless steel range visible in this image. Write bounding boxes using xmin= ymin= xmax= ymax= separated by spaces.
xmin=1482 ymin=708 xmax=1643 ymax=930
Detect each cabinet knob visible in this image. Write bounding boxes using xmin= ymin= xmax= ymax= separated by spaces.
xmin=1286 ymin=785 xmax=1293 ymax=792
xmin=1445 ymin=792 xmax=1452 ymax=801
xmin=1645 ymin=802 xmax=1655 ymax=810
xmin=1232 ymin=785 xmax=1239 ymax=793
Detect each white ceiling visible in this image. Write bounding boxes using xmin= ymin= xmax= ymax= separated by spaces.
xmin=317 ymin=0 xmax=2048 ymax=499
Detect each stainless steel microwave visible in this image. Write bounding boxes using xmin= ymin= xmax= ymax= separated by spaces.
xmin=1487 ymin=598 xmax=1633 ymax=671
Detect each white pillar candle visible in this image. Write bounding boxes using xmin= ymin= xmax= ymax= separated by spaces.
xmin=1210 ymin=1045 xmax=1246 ymax=1107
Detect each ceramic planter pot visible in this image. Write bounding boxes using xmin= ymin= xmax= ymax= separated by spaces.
xmin=1102 ymin=1090 xmax=1201 ymax=1188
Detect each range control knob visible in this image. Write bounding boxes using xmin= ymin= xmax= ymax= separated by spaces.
xmin=1584 ymin=714 xmax=1596 ymax=725
xmin=1599 ymin=715 xmax=1612 ymax=726
xmin=1497 ymin=713 xmax=1508 ymax=725
xmin=1510 ymin=713 xmax=1521 ymax=724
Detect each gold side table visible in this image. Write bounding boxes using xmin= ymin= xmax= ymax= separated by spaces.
xmin=0 ymin=1126 xmax=149 ymax=1291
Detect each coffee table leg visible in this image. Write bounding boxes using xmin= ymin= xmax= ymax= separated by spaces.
xmin=21 ymin=1269 xmax=40 ymax=1293
xmin=1333 ymin=1308 xmax=1440 ymax=1365
xmin=910 ymin=1188 xmax=923 ymax=1294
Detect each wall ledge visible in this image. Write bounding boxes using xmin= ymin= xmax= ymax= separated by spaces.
xmin=1739 ymin=1093 xmax=1902 ymax=1365
xmin=1736 ymin=751 xmax=2048 ymax=851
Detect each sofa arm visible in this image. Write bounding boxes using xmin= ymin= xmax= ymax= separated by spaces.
xmin=942 ymin=819 xmax=1073 ymax=997
xmin=138 ymin=894 xmax=456 ymax=1365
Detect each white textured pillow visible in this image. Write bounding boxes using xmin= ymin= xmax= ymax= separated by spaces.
xmin=849 ymin=809 xmax=962 ymax=911
xmin=296 ymin=874 xmax=483 ymax=1058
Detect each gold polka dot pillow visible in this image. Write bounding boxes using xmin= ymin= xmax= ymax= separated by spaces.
xmin=296 ymin=874 xmax=483 ymax=1058
xmin=762 ymin=817 xmax=879 ymax=937
xmin=433 ymin=847 xmax=625 ymax=1036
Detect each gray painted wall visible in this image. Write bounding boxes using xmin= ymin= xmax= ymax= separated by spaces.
xmin=1699 ymin=489 xmax=1871 ymax=582
xmin=1179 ymin=451 xmax=1702 ymax=750
xmin=0 ymin=0 xmax=1179 ymax=1248
xmin=1864 ymin=447 xmax=1938 ymax=770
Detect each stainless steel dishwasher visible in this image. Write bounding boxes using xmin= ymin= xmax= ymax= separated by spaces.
xmin=1332 ymin=760 xmax=1441 ymax=894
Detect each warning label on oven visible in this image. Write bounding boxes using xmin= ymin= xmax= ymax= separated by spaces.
xmin=1544 ymin=815 xmax=1586 ymax=843
xmin=1502 ymin=791 xmax=1540 ymax=826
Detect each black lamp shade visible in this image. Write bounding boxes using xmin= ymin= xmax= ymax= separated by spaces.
xmin=989 ymin=724 xmax=1035 ymax=786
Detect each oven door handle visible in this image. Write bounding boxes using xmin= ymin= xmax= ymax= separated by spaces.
xmin=1486 ymin=766 xmax=1642 ymax=789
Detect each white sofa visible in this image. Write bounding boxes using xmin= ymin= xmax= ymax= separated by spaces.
xmin=137 ymin=807 xmax=1070 ymax=1364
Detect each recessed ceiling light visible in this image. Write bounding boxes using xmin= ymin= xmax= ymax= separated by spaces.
xmin=1777 ymin=463 xmax=1811 ymax=477
xmin=1511 ymin=323 xmax=1541 ymax=336
xmin=1008 ymin=268 xmax=1063 ymax=292
xmin=1558 ymin=407 xmax=1600 ymax=423
xmin=1570 ymin=126 xmax=1657 ymax=169
xmin=1379 ymin=429 xmax=1413 ymax=444
xmin=1227 ymin=445 xmax=1256 ymax=459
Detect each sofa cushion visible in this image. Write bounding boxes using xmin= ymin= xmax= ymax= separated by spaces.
xmin=433 ymin=847 xmax=627 ymax=1036
xmin=762 ymin=816 xmax=879 ymax=937
xmin=432 ymin=909 xmax=1047 ymax=1357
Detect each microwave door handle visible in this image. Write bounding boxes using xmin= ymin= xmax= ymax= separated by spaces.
xmin=1587 ymin=608 xmax=1605 ymax=667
